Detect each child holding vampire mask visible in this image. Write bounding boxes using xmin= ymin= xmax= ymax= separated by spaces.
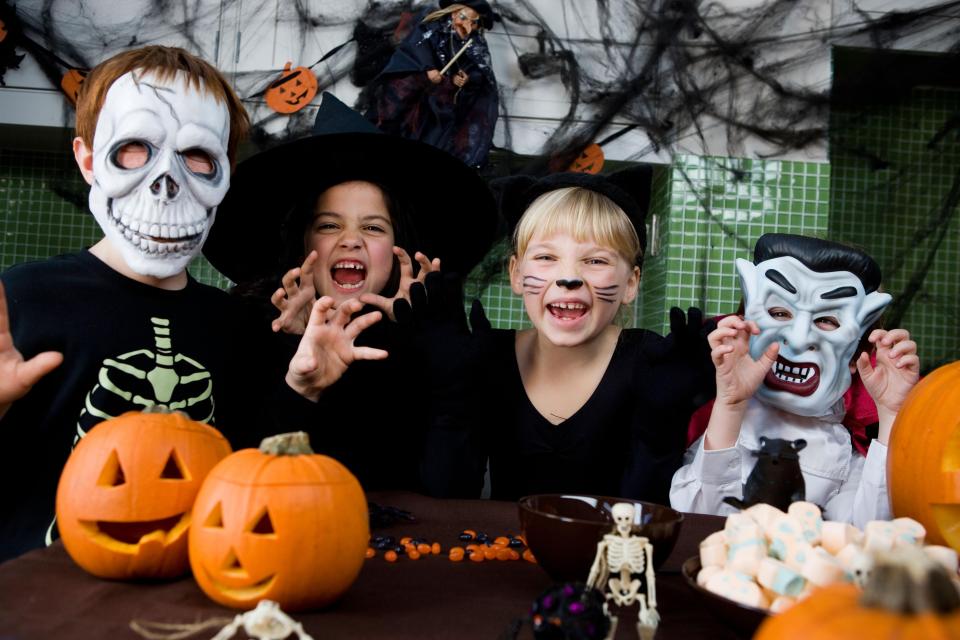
xmin=670 ymin=234 xmax=919 ymax=526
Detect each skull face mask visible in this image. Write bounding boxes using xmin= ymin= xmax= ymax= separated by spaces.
xmin=736 ymin=246 xmax=891 ymax=417
xmin=88 ymin=70 xmax=230 ymax=278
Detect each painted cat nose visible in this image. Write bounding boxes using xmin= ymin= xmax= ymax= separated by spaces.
xmin=556 ymin=279 xmax=584 ymax=290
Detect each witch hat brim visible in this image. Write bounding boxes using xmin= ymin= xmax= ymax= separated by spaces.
xmin=204 ymin=93 xmax=498 ymax=284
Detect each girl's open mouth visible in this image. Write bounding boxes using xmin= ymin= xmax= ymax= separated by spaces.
xmin=547 ymin=301 xmax=589 ymax=321
xmin=331 ymin=260 xmax=367 ymax=290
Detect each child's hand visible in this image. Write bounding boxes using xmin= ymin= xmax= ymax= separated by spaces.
xmin=360 ymin=247 xmax=440 ymax=321
xmin=271 ymin=251 xmax=319 ymax=335
xmin=709 ymin=315 xmax=779 ymax=407
xmin=427 ymin=69 xmax=443 ymax=84
xmin=857 ymin=328 xmax=919 ymax=444
xmin=285 ymin=296 xmax=388 ymax=401
xmin=0 ymin=281 xmax=63 ymax=418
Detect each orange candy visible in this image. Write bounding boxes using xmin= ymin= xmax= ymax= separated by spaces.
xmin=408 ymin=549 xmax=421 ymax=560
xmin=494 ymin=536 xmax=510 ymax=546
xmin=496 ymin=548 xmax=513 ymax=561
xmin=417 ymin=543 xmax=432 ymax=555
xmin=449 ymin=547 xmax=465 ymax=562
xmin=469 ymin=551 xmax=485 ymax=563
xmin=523 ymin=549 xmax=537 ymax=563
xmin=365 ymin=547 xmax=376 ymax=559
xmin=431 ymin=542 xmax=442 ymax=555
xmin=384 ymin=550 xmax=398 ymax=563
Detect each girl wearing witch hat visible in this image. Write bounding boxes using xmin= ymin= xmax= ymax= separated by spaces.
xmin=204 ymin=92 xmax=498 ymax=495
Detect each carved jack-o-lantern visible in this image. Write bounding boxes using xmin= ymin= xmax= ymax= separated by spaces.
xmin=189 ymin=432 xmax=368 ymax=611
xmin=55 ymin=409 xmax=231 ymax=579
xmin=888 ymin=360 xmax=960 ymax=550
xmin=568 ymin=143 xmax=605 ymax=174
xmin=264 ymin=62 xmax=318 ymax=114
xmin=61 ymin=69 xmax=87 ymax=106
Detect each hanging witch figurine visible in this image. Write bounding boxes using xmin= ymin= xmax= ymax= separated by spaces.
xmin=366 ymin=0 xmax=499 ymax=169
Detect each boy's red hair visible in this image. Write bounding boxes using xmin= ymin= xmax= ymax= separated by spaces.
xmin=75 ymin=45 xmax=249 ymax=166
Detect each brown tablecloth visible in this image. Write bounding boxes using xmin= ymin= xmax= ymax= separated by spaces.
xmin=0 ymin=492 xmax=737 ymax=639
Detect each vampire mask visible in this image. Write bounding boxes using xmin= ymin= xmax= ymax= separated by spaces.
xmin=88 ymin=71 xmax=231 ymax=278
xmin=736 ymin=235 xmax=891 ymax=417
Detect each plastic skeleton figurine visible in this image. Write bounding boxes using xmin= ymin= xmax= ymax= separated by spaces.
xmin=211 ymin=600 xmax=314 ymax=640
xmin=587 ymin=503 xmax=659 ymax=640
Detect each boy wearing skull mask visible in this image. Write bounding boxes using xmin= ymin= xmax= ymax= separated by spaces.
xmin=670 ymin=234 xmax=919 ymax=527
xmin=0 ymin=46 xmax=381 ymax=562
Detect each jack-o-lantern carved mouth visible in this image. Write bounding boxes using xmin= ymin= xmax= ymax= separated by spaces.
xmin=80 ymin=512 xmax=191 ymax=550
xmin=202 ymin=566 xmax=277 ymax=600
xmin=285 ymin=89 xmax=309 ymax=105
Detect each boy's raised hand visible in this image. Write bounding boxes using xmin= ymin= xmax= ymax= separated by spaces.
xmin=0 ymin=281 xmax=63 ymax=418
xmin=857 ymin=328 xmax=920 ymax=443
xmin=709 ymin=314 xmax=779 ymax=407
xmin=359 ymin=247 xmax=440 ymax=321
xmin=271 ymin=250 xmax=319 ymax=335
xmin=284 ymin=296 xmax=387 ymax=401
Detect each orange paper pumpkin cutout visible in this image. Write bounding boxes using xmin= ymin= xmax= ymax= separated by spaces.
xmin=888 ymin=359 xmax=960 ymax=550
xmin=61 ymin=69 xmax=87 ymax=106
xmin=568 ymin=143 xmax=605 ymax=174
xmin=55 ymin=410 xmax=232 ymax=579
xmin=189 ymin=432 xmax=368 ymax=611
xmin=265 ymin=62 xmax=318 ymax=114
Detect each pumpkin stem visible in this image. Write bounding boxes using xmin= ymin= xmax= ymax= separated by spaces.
xmin=259 ymin=431 xmax=315 ymax=456
xmin=861 ymin=547 xmax=960 ymax=614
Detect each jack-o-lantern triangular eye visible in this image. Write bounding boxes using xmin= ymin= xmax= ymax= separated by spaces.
xmin=97 ymin=450 xmax=126 ymax=487
xmin=246 ymin=508 xmax=275 ymax=535
xmin=204 ymin=502 xmax=223 ymax=528
xmin=160 ymin=449 xmax=189 ymax=480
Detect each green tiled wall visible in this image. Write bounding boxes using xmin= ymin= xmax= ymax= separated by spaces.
xmin=830 ymin=86 xmax=960 ymax=371
xmin=0 ymin=147 xmax=231 ymax=288
xmin=641 ymin=155 xmax=830 ymax=335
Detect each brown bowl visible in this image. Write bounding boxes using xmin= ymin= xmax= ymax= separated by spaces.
xmin=517 ymin=494 xmax=683 ymax=582
xmin=680 ymin=556 xmax=768 ymax=638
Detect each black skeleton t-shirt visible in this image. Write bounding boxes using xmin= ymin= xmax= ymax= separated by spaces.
xmin=0 ymin=250 xmax=285 ymax=562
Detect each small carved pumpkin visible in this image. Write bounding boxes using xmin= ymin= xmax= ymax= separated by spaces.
xmin=61 ymin=69 xmax=87 ymax=106
xmin=568 ymin=143 xmax=604 ymax=174
xmin=754 ymin=546 xmax=960 ymax=639
xmin=264 ymin=62 xmax=318 ymax=114
xmin=888 ymin=360 xmax=960 ymax=550
xmin=55 ymin=408 xmax=231 ymax=579
xmin=189 ymin=432 xmax=368 ymax=611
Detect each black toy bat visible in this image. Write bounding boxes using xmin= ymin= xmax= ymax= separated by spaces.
xmin=723 ymin=437 xmax=806 ymax=511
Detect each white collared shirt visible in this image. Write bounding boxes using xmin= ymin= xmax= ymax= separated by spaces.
xmin=669 ymin=398 xmax=890 ymax=527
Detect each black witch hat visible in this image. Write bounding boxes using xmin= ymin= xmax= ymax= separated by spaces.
xmin=204 ymin=92 xmax=498 ymax=283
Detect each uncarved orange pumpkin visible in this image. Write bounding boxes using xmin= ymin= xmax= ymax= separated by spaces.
xmin=888 ymin=360 xmax=960 ymax=550
xmin=56 ymin=409 xmax=231 ymax=579
xmin=754 ymin=546 xmax=960 ymax=640
xmin=265 ymin=62 xmax=318 ymax=114
xmin=189 ymin=432 xmax=368 ymax=611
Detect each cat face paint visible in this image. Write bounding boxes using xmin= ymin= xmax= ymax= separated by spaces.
xmin=88 ymin=70 xmax=231 ymax=278
xmin=736 ymin=256 xmax=891 ymax=417
xmin=510 ymin=233 xmax=638 ymax=347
